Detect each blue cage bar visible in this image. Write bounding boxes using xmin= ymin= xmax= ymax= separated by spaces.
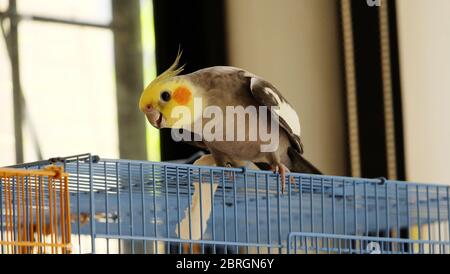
xmin=3 ymin=153 xmax=450 ymax=254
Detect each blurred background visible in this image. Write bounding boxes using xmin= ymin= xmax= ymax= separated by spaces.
xmin=0 ymin=0 xmax=449 ymax=185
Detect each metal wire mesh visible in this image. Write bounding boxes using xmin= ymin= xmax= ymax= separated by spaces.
xmin=288 ymin=233 xmax=450 ymax=254
xmin=0 ymin=166 xmax=71 ymax=254
xmin=7 ymin=154 xmax=450 ymax=254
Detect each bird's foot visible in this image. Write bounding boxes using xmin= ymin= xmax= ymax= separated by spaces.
xmin=270 ymin=163 xmax=293 ymax=194
xmin=224 ymin=162 xmax=235 ymax=182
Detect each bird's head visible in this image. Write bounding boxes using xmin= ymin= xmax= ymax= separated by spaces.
xmin=139 ymin=51 xmax=199 ymax=129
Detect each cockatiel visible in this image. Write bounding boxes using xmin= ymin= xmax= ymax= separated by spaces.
xmin=139 ymin=52 xmax=321 ymax=191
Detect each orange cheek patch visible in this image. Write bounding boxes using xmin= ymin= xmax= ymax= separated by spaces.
xmin=173 ymin=86 xmax=192 ymax=105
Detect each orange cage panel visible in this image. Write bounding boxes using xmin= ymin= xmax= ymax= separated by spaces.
xmin=0 ymin=166 xmax=71 ymax=254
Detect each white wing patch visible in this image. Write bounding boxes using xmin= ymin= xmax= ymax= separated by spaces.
xmin=243 ymin=70 xmax=260 ymax=79
xmin=262 ymin=86 xmax=302 ymax=137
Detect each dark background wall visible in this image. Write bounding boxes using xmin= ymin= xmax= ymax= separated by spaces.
xmin=152 ymin=0 xmax=228 ymax=161
xmin=348 ymin=0 xmax=404 ymax=179
xmin=151 ymin=0 xmax=405 ymax=180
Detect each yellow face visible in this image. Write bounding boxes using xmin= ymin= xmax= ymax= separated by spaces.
xmin=139 ymin=78 xmax=197 ymax=129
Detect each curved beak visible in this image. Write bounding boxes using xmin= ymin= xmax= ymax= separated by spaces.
xmin=142 ymin=104 xmax=166 ymax=129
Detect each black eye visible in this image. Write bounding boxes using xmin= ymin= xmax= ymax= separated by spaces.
xmin=160 ymin=91 xmax=171 ymax=102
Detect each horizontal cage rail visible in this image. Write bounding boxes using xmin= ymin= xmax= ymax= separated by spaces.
xmin=0 ymin=166 xmax=72 ymax=254
xmin=4 ymin=154 xmax=450 ymax=254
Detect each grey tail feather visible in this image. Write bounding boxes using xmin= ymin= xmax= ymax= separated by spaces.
xmin=287 ymin=147 xmax=322 ymax=175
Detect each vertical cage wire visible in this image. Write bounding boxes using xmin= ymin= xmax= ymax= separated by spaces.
xmin=0 ymin=166 xmax=71 ymax=254
xmin=287 ymin=233 xmax=450 ymax=254
xmin=6 ymin=154 xmax=450 ymax=254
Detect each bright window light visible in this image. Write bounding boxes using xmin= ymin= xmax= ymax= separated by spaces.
xmin=140 ymin=0 xmax=160 ymax=162
xmin=0 ymin=34 xmax=15 ymax=166
xmin=17 ymin=0 xmax=112 ymax=25
xmin=19 ymin=21 xmax=119 ymax=160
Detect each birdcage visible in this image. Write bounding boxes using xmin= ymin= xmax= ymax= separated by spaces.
xmin=0 ymin=166 xmax=72 ymax=254
xmin=6 ymin=153 xmax=450 ymax=254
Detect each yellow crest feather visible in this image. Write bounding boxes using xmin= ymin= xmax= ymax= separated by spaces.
xmin=152 ymin=49 xmax=185 ymax=85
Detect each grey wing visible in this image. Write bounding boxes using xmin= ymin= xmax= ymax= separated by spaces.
xmin=182 ymin=130 xmax=209 ymax=151
xmin=184 ymin=140 xmax=208 ymax=150
xmin=242 ymin=72 xmax=304 ymax=154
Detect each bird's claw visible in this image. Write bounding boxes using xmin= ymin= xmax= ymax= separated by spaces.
xmin=224 ymin=162 xmax=235 ymax=182
xmin=270 ymin=163 xmax=294 ymax=194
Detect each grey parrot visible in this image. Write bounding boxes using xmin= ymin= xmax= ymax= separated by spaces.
xmin=139 ymin=52 xmax=321 ymax=191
